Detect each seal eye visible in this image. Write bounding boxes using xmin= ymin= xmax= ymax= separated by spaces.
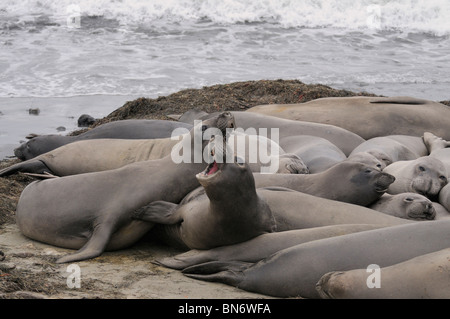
xmin=405 ymin=197 xmax=414 ymax=202
xmin=418 ymin=166 xmax=426 ymax=172
xmin=364 ymin=169 xmax=372 ymax=174
xmin=440 ymin=175 xmax=447 ymax=181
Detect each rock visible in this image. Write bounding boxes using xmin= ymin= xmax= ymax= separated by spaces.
xmin=77 ymin=114 xmax=97 ymax=127
xmin=0 ymin=262 xmax=16 ymax=271
xmin=28 ymin=108 xmax=40 ymax=115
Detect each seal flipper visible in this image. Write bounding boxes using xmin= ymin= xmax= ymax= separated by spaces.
xmin=0 ymin=159 xmax=53 ymax=177
xmin=155 ymin=249 xmax=213 ymax=270
xmin=56 ymin=222 xmax=114 ymax=263
xmin=132 ymin=201 xmax=181 ymax=224
xmin=182 ymin=261 xmax=250 ymax=287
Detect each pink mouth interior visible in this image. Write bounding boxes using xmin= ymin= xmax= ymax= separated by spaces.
xmin=206 ymin=161 xmax=219 ymax=175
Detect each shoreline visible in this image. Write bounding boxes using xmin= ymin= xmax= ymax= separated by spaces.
xmin=0 ymin=79 xmax=449 ymax=299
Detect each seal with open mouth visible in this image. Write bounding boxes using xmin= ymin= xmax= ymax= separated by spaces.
xmin=133 ymin=136 xmax=277 ymax=250
xmin=15 ymin=112 xmax=235 ymax=263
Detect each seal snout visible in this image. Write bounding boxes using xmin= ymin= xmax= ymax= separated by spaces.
xmin=375 ymin=173 xmax=395 ymax=192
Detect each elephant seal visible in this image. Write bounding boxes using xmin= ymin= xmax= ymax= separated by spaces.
xmin=132 ymin=143 xmax=276 ymax=250
xmin=182 ymin=220 xmax=450 ymax=299
xmin=246 ymin=96 xmax=450 ymax=140
xmin=0 ymin=138 xmax=180 ymax=177
xmin=15 ymin=112 xmax=235 ymax=263
xmin=176 ymin=111 xmax=365 ymax=156
xmin=278 ymin=135 xmax=346 ymax=173
xmin=316 ymin=248 xmax=450 ymax=299
xmin=156 ymin=224 xmax=386 ymax=270
xmin=253 ymin=161 xmax=396 ymax=206
xmin=257 ymin=187 xmax=411 ymax=232
xmin=369 ymin=193 xmax=436 ymax=220
xmin=383 ymin=156 xmax=448 ymax=198
xmin=14 ymin=119 xmax=193 ymax=160
xmin=0 ymin=130 xmax=306 ymax=178
xmin=349 ymin=135 xmax=428 ymax=166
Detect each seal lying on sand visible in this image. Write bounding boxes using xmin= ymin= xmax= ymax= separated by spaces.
xmin=316 ymin=248 xmax=450 ymax=299
xmin=182 ymin=220 xmax=450 ymax=299
xmin=246 ymin=96 xmax=450 ymax=140
xmin=132 ymin=140 xmax=276 ymax=250
xmin=369 ymin=193 xmax=436 ymax=220
xmin=175 ymin=110 xmax=365 ymax=156
xmin=278 ymin=135 xmax=346 ymax=173
xmin=15 ymin=112 xmax=235 ymax=263
xmin=155 ymin=224 xmax=387 ymax=270
xmin=0 ymin=130 xmax=307 ymax=177
xmin=253 ymin=161 xmax=395 ymax=206
xmin=382 ymin=156 xmax=448 ymax=198
xmin=14 ymin=119 xmax=193 ymax=160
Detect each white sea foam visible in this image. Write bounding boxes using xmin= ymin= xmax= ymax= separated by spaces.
xmin=1 ymin=0 xmax=450 ymax=35
xmin=0 ymin=0 xmax=449 ymax=99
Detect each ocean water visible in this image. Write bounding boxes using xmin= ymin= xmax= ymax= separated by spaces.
xmin=1 ymin=0 xmax=450 ymax=159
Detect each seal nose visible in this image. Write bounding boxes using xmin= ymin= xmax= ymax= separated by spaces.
xmin=14 ymin=146 xmax=25 ymax=160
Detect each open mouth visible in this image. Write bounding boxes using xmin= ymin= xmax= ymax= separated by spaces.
xmin=197 ymin=145 xmax=222 ymax=180
xmin=204 ymin=161 xmax=219 ymax=176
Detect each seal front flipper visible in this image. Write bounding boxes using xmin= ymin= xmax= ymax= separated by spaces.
xmin=0 ymin=159 xmax=53 ymax=177
xmin=132 ymin=201 xmax=180 ymax=224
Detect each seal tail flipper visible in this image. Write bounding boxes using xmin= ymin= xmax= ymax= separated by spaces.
xmin=315 ymin=271 xmax=344 ymax=299
xmin=23 ymin=171 xmax=58 ymax=179
xmin=132 ymin=200 xmax=180 ymax=224
xmin=55 ymin=223 xmax=113 ymax=263
xmin=154 ymin=249 xmax=213 ymax=270
xmin=0 ymin=160 xmax=53 ymax=177
xmin=181 ymin=261 xmax=251 ymax=287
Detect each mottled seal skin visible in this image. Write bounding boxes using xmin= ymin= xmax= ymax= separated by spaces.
xmin=316 ymin=248 xmax=450 ymax=299
xmin=278 ymin=135 xmax=346 ymax=173
xmin=15 ymin=113 xmax=235 ymax=263
xmin=176 ymin=110 xmax=365 ymax=156
xmin=182 ymin=220 xmax=450 ymax=299
xmin=349 ymin=135 xmax=428 ymax=165
xmin=155 ymin=224 xmax=386 ymax=270
xmin=13 ymin=119 xmax=193 ymax=160
xmin=132 ymin=150 xmax=277 ymax=250
xmin=369 ymin=193 xmax=436 ymax=220
xmin=253 ymin=161 xmax=396 ymax=206
xmin=383 ymin=156 xmax=448 ymax=198
xmin=246 ymin=96 xmax=450 ymax=140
